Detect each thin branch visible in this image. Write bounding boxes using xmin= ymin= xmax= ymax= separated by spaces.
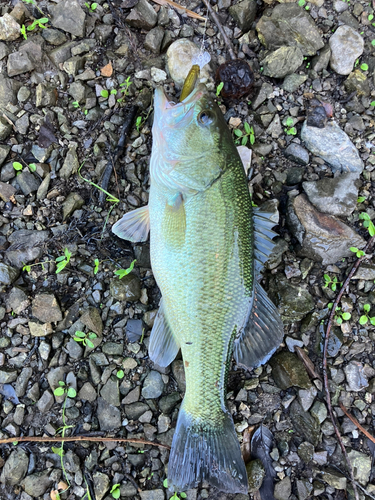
xmin=0 ymin=435 xmax=170 ymax=450
xmin=151 ymin=0 xmax=207 ymax=20
xmin=322 ymin=235 xmax=375 ymax=500
xmin=201 ymin=0 xmax=236 ymax=61
xmin=339 ymin=402 xmax=375 ymax=445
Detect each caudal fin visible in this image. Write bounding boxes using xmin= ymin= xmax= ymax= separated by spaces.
xmin=167 ymin=405 xmax=248 ymax=494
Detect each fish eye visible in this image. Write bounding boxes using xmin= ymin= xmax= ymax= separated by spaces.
xmin=198 ymin=110 xmax=214 ymax=126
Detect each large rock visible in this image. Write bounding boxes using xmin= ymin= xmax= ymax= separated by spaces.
xmin=97 ymin=397 xmax=121 ymax=430
xmin=0 ymin=262 xmax=19 ymax=285
xmin=0 ymin=75 xmax=19 ymax=111
xmin=125 ymin=0 xmax=157 ymax=30
xmin=22 ymin=469 xmax=53 ymax=497
xmin=229 ymin=0 xmax=257 ymax=31
xmin=32 ymin=294 xmax=63 ymax=323
xmin=290 ymin=400 xmax=321 ymax=446
xmin=268 ymin=275 xmax=314 ymax=324
xmin=270 ymin=352 xmax=312 ymax=390
xmin=301 ymin=120 xmax=364 ymax=175
xmin=287 ymin=193 xmax=365 ymax=265
xmin=302 ymin=173 xmax=360 ymax=217
xmin=166 ymin=38 xmax=212 ymax=87
xmin=261 ymin=46 xmax=304 ymax=79
xmin=0 ymin=13 xmax=20 ymax=41
xmin=329 ymin=25 xmax=364 ymax=75
xmin=256 ymin=3 xmax=324 ymax=56
xmin=51 ymin=0 xmax=86 ymax=37
xmin=0 ymin=449 xmax=29 ymax=485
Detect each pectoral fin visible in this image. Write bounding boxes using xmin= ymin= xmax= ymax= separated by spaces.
xmin=234 ymin=281 xmax=284 ymax=370
xmin=149 ymin=299 xmax=180 ymax=367
xmin=112 ymin=205 xmax=150 ymax=242
xmin=253 ymin=206 xmax=278 ymax=276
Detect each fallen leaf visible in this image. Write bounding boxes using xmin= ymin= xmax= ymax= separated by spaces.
xmin=251 ymin=425 xmax=277 ymax=500
xmin=50 ymin=490 xmax=60 ymax=500
xmin=101 ymin=61 xmax=113 ymax=77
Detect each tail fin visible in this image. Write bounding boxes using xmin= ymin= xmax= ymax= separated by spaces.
xmin=167 ymin=405 xmax=248 ymax=494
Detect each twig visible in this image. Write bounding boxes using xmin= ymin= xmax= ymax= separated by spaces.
xmin=124 ymin=473 xmax=142 ymax=493
xmin=0 ymin=435 xmax=170 ymax=450
xmin=151 ymin=0 xmax=207 ymax=20
xmin=323 ymin=235 xmax=375 ymax=500
xmin=339 ymin=402 xmax=375 ymax=445
xmin=201 ymin=0 xmax=236 ymax=60
xmin=98 ymin=105 xmax=137 ymax=206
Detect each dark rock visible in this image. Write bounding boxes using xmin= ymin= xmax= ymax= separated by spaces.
xmin=270 ymin=352 xmax=311 ymax=390
xmin=0 ymin=116 xmax=12 ymax=140
xmin=282 ymin=73 xmax=308 ymax=92
xmin=256 ymin=4 xmax=324 ymax=56
xmin=286 ymin=167 xmax=304 ymax=185
xmin=287 ymin=193 xmax=365 ymax=265
xmin=124 ymin=402 xmax=149 ymax=420
xmin=0 ymin=144 xmax=10 ymax=166
xmin=32 ymin=293 xmax=62 ymax=323
xmin=290 ymin=400 xmax=320 ymax=446
xmin=93 ymin=472 xmax=110 ymax=500
xmin=62 ymin=192 xmax=85 ymax=220
xmin=0 ymin=263 xmax=19 ymax=285
xmin=268 ymin=275 xmax=314 ymax=323
xmin=0 ymin=75 xmax=19 ymax=111
xmin=274 ymin=477 xmax=291 ymax=500
xmin=7 ymin=50 xmax=35 ymax=77
xmin=172 ymin=360 xmax=186 ymax=393
xmin=125 ymin=0 xmax=158 ymax=30
xmin=6 ymin=287 xmax=29 ymax=314
xmin=50 ymin=0 xmax=86 ymax=37
xmin=158 ymin=392 xmax=181 ymax=413
xmin=16 ymin=171 xmax=41 ymax=195
xmin=97 ymin=397 xmax=121 ymax=430
xmin=284 ymin=144 xmax=309 ymax=165
xmin=42 ymin=28 xmax=67 ymax=45
xmin=144 ymin=26 xmax=164 ymax=53
xmin=100 ymin=377 xmax=120 ymax=406
xmin=311 ymin=45 xmax=331 ymax=73
xmin=344 ymin=70 xmax=370 ymax=97
xmin=229 ymin=0 xmax=257 ymax=31
xmin=81 ymin=307 xmax=103 ymax=335
xmin=142 ymin=370 xmax=164 ymax=399
xmin=36 ymin=390 xmax=54 ymax=413
xmin=110 ymin=274 xmax=142 ymax=302
xmin=344 ymin=361 xmax=368 ymax=392
xmin=35 ymin=82 xmax=58 ymax=107
xmin=0 ymin=449 xmax=29 ymax=486
xmin=126 ymin=319 xmax=143 ymax=342
xmin=22 ymin=469 xmax=53 ymax=497
xmin=261 ymin=46 xmax=304 ymax=79
xmin=246 ymin=459 xmax=265 ymax=492
xmin=302 ymin=173 xmax=360 ymax=216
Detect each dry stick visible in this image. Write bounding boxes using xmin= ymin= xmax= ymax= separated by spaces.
xmin=0 ymin=435 xmax=170 ymax=450
xmin=322 ymin=235 xmax=375 ymax=500
xmin=201 ymin=0 xmax=236 ymax=61
xmin=98 ymin=105 xmax=138 ymax=206
xmin=339 ymin=402 xmax=375 ymax=445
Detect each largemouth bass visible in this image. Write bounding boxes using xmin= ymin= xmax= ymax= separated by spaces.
xmin=113 ymin=83 xmax=284 ymax=493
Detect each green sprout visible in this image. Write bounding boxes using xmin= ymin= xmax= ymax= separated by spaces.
xmin=350 ymin=247 xmax=365 ymax=258
xmin=323 ymin=274 xmax=341 ymax=292
xmin=360 ymin=63 xmax=369 ymax=71
xmin=216 ymin=81 xmax=224 ymax=97
xmin=72 ymin=101 xmax=80 ymax=109
xmin=85 ymin=1 xmax=97 ymax=10
xmin=234 ymin=122 xmax=255 ymax=146
xmin=27 ymin=17 xmax=48 ymax=31
xmin=73 ymin=331 xmax=98 ymax=349
xmin=54 ymin=380 xmax=77 ymax=398
xmin=298 ymin=0 xmax=306 ymax=6
xmin=110 ymin=484 xmax=121 ymax=499
xmin=371 ymin=40 xmax=375 ymax=46
xmin=162 ymin=479 xmax=186 ymax=499
xmin=327 ymin=303 xmax=351 ymax=325
xmin=116 ymin=370 xmax=125 ymax=379
xmin=94 ymin=258 xmax=100 ymax=275
xmin=369 ymin=14 xmax=374 ymax=21
xmin=29 ymin=163 xmax=36 ymax=172
xmin=117 ymin=76 xmax=132 ymax=103
xmin=359 ymin=304 xmax=375 ymax=325
xmin=357 ymin=196 xmax=366 ymax=203
xmin=100 ymin=89 xmax=109 ymax=98
xmin=114 ymin=259 xmax=136 ymax=279
xmin=55 ymin=248 xmax=72 ymax=274
xmin=359 ymin=212 xmax=375 ymax=237
xmin=284 ymin=116 xmax=297 ymax=135
xmin=20 ymin=24 xmax=27 ymax=39
xmin=135 ymin=116 xmax=142 ymax=132
xmin=13 ymin=162 xmax=23 ymax=171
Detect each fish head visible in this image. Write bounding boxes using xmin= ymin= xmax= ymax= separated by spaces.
xmin=151 ymin=83 xmax=235 ymax=192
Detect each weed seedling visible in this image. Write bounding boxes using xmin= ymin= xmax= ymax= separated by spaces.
xmin=114 ymin=259 xmax=136 ymax=279
xmin=359 ymin=304 xmax=375 ymax=325
xmin=110 ymin=484 xmax=121 ymax=499
xmin=135 ymin=116 xmax=142 ymax=132
xmin=85 ymin=1 xmax=97 ymax=10
xmin=73 ymin=331 xmax=98 ymax=348
xmin=72 ymin=100 xmax=80 ymax=109
xmin=94 ymin=258 xmax=100 ymax=274
xmin=13 ymin=162 xmax=23 ymax=171
xmin=357 ymin=196 xmax=366 ymax=203
xmin=234 ymin=122 xmax=255 ymax=146
xmin=117 ymin=76 xmax=132 ymax=103
xmin=327 ymin=303 xmax=351 ymax=325
xmin=359 ymin=212 xmax=375 ymax=237
xmin=116 ymin=370 xmax=125 ymax=379
xmin=284 ymin=117 xmax=297 ymax=135
xmin=350 ymin=246 xmax=365 ymax=258
xmin=361 ymin=63 xmax=369 ymax=71
xmin=323 ymin=274 xmax=341 ymax=291
xmin=216 ymin=81 xmax=224 ymax=97
xmin=20 ymin=24 xmax=27 ymax=39
xmin=27 ymin=17 xmax=48 ymax=31
xmin=162 ymin=479 xmax=187 ymax=499
xmin=56 ymin=248 xmax=72 ymax=274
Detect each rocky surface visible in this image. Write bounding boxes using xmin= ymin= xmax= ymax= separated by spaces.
xmin=0 ymin=0 xmax=375 ymax=499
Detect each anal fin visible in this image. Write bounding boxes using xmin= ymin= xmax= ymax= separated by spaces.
xmin=112 ymin=205 xmax=149 ymax=242
xmin=234 ymin=281 xmax=284 ymax=370
xmin=149 ymin=299 xmax=179 ymax=367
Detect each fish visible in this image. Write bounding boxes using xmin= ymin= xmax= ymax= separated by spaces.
xmin=112 ymin=82 xmax=284 ymax=494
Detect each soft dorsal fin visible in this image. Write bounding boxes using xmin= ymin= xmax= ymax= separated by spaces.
xmin=253 ymin=207 xmax=278 ymax=276
xmin=112 ymin=205 xmax=150 ymax=242
xmin=234 ymin=281 xmax=284 ymax=370
xmin=149 ymin=299 xmax=180 ymax=367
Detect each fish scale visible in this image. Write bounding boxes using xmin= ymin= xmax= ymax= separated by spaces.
xmin=112 ymin=83 xmax=284 ymax=493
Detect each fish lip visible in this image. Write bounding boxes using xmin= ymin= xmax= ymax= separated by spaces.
xmin=155 ymin=84 xmax=204 ymax=114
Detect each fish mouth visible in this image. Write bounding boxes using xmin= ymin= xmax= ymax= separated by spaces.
xmin=154 ymin=84 xmax=205 ymax=119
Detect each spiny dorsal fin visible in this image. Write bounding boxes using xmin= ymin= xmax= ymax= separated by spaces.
xmin=112 ymin=205 xmax=149 ymax=243
xmin=149 ymin=299 xmax=180 ymax=367
xmin=234 ymin=281 xmax=284 ymax=370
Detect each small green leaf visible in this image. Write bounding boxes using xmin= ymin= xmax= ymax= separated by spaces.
xmin=64 ymin=248 xmax=72 ymax=260
xmin=250 ymin=134 xmax=255 ymax=145
xmin=54 ymin=387 xmax=65 ymax=396
xmin=55 ymin=255 xmax=65 ymax=262
xmin=342 ymin=312 xmax=351 ymax=321
xmin=364 ymin=303 xmax=371 ymax=313
xmin=29 ymin=163 xmax=37 ymax=172
xmin=336 ymin=316 xmax=342 ymax=325
xmin=23 ymin=265 xmax=31 ymax=272
xmin=91 ymin=2 xmax=98 ymax=9
xmin=58 ymin=381 xmax=65 ymax=386
xmin=52 ymin=446 xmax=64 ymax=457
xmin=180 ymin=494 xmax=187 ymax=499
xmin=88 ymin=332 xmax=97 ymax=339
xmin=75 ymin=331 xmax=86 ymax=338
xmin=73 ymin=337 xmax=84 ymax=343
xmin=101 ymin=89 xmax=109 ymax=98
xmin=359 ymin=212 xmax=370 ymax=221
xmin=117 ymin=370 xmax=125 ymax=379
xmin=331 ymin=283 xmax=336 ymax=291
xmin=163 ymin=479 xmax=168 ymax=488
xmin=359 ymin=315 xmax=368 ymax=325
xmin=360 ymin=63 xmax=369 ymax=71
xmin=350 ymin=247 xmax=358 ymax=253
xmin=111 ymin=89 xmax=117 ymax=95
xmin=368 ymin=13 xmax=374 ymax=21
xmin=86 ymin=339 xmax=95 ymax=349
xmin=67 ymin=387 xmax=77 ymax=398
xmin=244 ymin=122 xmax=251 ymax=134
xmin=13 ymin=162 xmax=23 ymax=171
xmin=372 ymin=40 xmax=375 ymax=46
xmin=234 ymin=129 xmax=243 ymax=137
xmin=327 ymin=303 xmax=333 ymax=309
xmin=242 ymin=135 xmax=248 ymax=146
xmin=286 ymin=117 xmax=294 ymax=127
xmin=94 ymin=258 xmax=100 ymax=274
xmin=370 ymin=317 xmax=375 ymax=326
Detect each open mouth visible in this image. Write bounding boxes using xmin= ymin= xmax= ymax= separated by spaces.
xmin=155 ymin=84 xmax=204 ymax=113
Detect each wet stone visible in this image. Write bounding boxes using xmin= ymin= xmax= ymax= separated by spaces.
xmin=344 ymin=361 xmax=369 ymax=392
xmin=269 ymin=275 xmax=314 ymax=323
xmin=261 ymin=46 xmax=304 ymax=79
xmin=32 ymin=294 xmax=62 ymax=323
xmin=290 ymin=399 xmax=320 ymax=446
xmin=144 ymin=26 xmax=164 ymax=53
xmin=142 ymin=370 xmax=164 ymax=399
xmin=298 ymin=442 xmax=314 ymax=463
xmin=124 ymin=402 xmax=149 ymax=420
xmin=36 ymin=390 xmax=54 ymax=413
xmin=270 ymin=352 xmax=312 ymax=390
xmin=158 ymin=392 xmax=181 ymax=413
xmin=110 ymin=274 xmax=142 ymax=302
xmin=229 ymin=0 xmax=257 ymax=31
xmin=344 ymin=70 xmax=370 ymax=97
xmin=125 ymin=0 xmax=157 ymax=30
xmin=310 ymin=401 xmax=327 ymax=424
xmin=0 ymin=449 xmax=29 ymax=486
xmin=296 ymin=479 xmax=313 ymax=500
xmin=97 ymin=397 xmax=121 ymax=430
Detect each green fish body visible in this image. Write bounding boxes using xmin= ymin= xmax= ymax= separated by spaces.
xmin=113 ymin=84 xmax=284 ymax=494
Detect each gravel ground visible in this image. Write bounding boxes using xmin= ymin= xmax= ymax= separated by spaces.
xmin=1 ymin=0 xmax=375 ymax=499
